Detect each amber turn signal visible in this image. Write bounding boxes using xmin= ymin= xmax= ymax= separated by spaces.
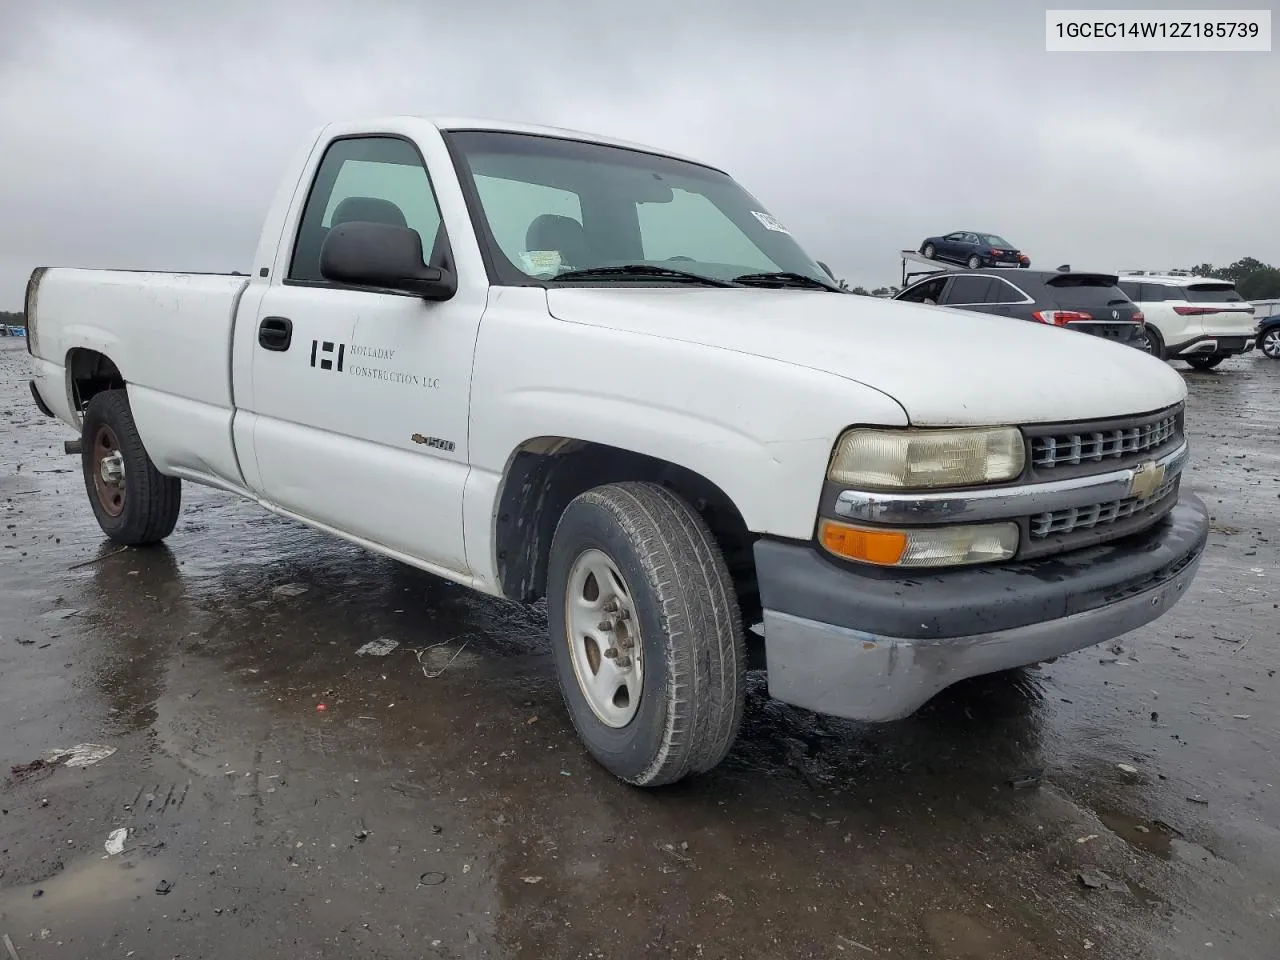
xmin=819 ymin=519 xmax=908 ymax=565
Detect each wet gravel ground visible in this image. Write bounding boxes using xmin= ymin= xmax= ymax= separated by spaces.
xmin=1 ymin=337 xmax=1277 ymax=959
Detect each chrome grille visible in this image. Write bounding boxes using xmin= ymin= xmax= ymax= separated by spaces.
xmin=1029 ymin=476 xmax=1178 ymax=539
xmin=1030 ymin=411 xmax=1178 ymax=469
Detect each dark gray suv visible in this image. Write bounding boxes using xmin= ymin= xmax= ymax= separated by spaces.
xmin=894 ymin=268 xmax=1148 ymax=350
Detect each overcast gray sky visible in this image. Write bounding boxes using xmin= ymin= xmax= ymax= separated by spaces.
xmin=1 ymin=0 xmax=1276 ymax=305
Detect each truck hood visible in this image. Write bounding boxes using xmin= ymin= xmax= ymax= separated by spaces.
xmin=545 ymin=287 xmax=1187 ymax=425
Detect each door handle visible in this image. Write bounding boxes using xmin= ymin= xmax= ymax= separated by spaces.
xmin=258 ymin=316 xmax=293 ymax=351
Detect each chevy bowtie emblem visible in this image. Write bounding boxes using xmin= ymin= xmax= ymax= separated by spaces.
xmin=1129 ymin=460 xmax=1166 ymax=500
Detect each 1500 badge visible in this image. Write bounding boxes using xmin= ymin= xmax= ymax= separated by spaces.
xmin=411 ymin=434 xmax=456 ymax=452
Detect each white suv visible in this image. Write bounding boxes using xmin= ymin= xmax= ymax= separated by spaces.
xmin=1116 ymin=272 xmax=1256 ymax=370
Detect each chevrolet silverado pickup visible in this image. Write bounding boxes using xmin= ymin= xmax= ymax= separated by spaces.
xmin=25 ymin=115 xmax=1209 ymax=787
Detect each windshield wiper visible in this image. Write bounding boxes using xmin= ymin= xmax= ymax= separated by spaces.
xmin=731 ymin=271 xmax=840 ymax=291
xmin=549 ymin=264 xmax=738 ymax=287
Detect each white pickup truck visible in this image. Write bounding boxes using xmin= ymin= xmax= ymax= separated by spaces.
xmin=25 ymin=115 xmax=1209 ymax=787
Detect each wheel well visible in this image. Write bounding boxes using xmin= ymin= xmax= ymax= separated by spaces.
xmin=494 ymin=438 xmax=761 ymax=623
xmin=67 ymin=349 xmax=124 ymax=411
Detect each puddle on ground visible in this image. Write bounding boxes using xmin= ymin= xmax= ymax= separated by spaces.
xmin=1098 ymin=808 xmax=1177 ymax=859
xmin=0 ymin=850 xmax=172 ymax=928
xmin=1096 ymin=808 xmax=1223 ymax=868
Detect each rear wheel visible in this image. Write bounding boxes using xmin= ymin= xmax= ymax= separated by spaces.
xmin=546 ymin=481 xmax=746 ymax=787
xmin=1132 ymin=324 xmax=1158 ymax=357
xmin=1140 ymin=324 xmax=1166 ymax=361
xmin=1260 ymin=327 xmax=1280 ymax=359
xmin=967 ymin=254 xmax=982 ymax=270
xmin=80 ymin=389 xmax=182 ymax=544
xmin=1187 ymin=353 xmax=1225 ymax=371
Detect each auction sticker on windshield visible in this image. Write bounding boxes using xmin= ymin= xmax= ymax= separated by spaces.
xmin=750 ymin=211 xmax=791 ymax=234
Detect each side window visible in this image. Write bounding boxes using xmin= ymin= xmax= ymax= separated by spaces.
xmin=897 ymin=276 xmax=948 ymax=304
xmin=1118 ymin=280 xmax=1141 ymax=300
xmin=1141 ymin=283 xmax=1170 ymax=302
xmin=289 ymin=136 xmax=443 ymax=283
xmin=472 ymin=175 xmax=584 ymax=274
xmin=943 ymin=275 xmax=995 ymax=304
xmin=637 ymin=188 xmax=774 ymax=269
xmin=988 ymin=279 xmax=1025 ymax=304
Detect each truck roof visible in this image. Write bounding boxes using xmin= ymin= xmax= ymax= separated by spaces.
xmin=321 ymin=115 xmax=721 ymax=172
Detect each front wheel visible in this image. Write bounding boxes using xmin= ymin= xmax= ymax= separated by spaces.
xmin=1260 ymin=327 xmax=1280 ymax=359
xmin=1186 ymin=353 xmax=1225 ymax=371
xmin=922 ymin=243 xmax=936 ymax=259
xmin=80 ymin=389 xmax=182 ymax=544
xmin=546 ymin=481 xmax=746 ymax=787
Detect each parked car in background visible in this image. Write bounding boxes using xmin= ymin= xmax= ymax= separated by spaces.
xmin=893 ymin=267 xmax=1146 ymax=349
xmin=1116 ymin=273 xmax=1256 ymax=370
xmin=919 ymin=231 xmax=1030 ymax=270
xmin=1256 ymin=312 xmax=1280 ymax=359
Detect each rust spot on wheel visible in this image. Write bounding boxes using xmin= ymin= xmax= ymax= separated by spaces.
xmin=91 ymin=423 xmax=126 ymax=518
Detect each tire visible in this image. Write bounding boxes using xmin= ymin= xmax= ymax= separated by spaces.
xmin=1260 ymin=327 xmax=1280 ymax=360
xmin=1186 ymin=354 xmax=1225 ymax=371
xmin=922 ymin=243 xmax=935 ymax=259
xmin=80 ymin=389 xmax=182 ymax=544
xmin=546 ymin=481 xmax=746 ymax=787
xmin=967 ymin=255 xmax=982 ymax=270
xmin=1142 ymin=324 xmax=1166 ymax=361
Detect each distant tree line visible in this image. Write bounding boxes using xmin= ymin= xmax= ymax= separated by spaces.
xmin=1181 ymin=257 xmax=1280 ymax=300
xmin=0 ymin=309 xmax=23 ymax=326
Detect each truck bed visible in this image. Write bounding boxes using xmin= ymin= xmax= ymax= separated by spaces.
xmin=27 ymin=267 xmax=252 ymax=488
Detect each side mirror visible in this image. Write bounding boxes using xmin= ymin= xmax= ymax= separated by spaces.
xmin=816 ymin=260 xmax=835 ymax=280
xmin=320 ymin=221 xmax=456 ymax=301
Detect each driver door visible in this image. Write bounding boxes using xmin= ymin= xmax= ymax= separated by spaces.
xmin=244 ymin=134 xmax=484 ymax=574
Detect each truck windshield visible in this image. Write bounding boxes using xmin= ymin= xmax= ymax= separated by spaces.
xmin=446 ymin=130 xmax=832 ymax=287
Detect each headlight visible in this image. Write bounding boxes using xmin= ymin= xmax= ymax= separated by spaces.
xmin=818 ymin=518 xmax=1019 ymax=567
xmin=827 ymin=426 xmax=1025 ymax=490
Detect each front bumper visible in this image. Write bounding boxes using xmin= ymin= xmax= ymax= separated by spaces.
xmin=756 ymin=492 xmax=1208 ymax=722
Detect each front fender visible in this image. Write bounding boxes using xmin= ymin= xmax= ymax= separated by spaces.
xmin=470 ymin=318 xmax=909 ymax=540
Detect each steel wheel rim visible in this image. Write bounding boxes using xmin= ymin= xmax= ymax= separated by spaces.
xmin=92 ymin=424 xmax=126 ymax=517
xmin=563 ymin=548 xmax=643 ymax=728
xmin=1263 ymin=330 xmax=1280 ymax=358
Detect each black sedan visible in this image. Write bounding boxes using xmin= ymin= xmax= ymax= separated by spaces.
xmin=918 ymin=231 xmax=1029 ymax=270
xmin=893 ymin=268 xmax=1148 ymax=349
